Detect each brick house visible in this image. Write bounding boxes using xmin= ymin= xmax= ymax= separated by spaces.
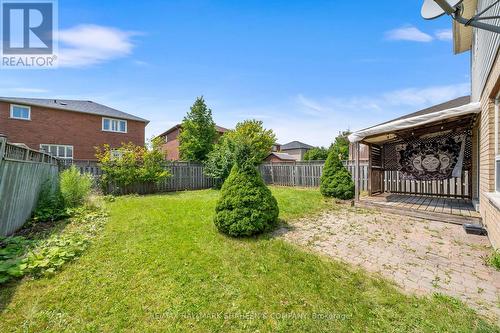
xmin=279 ymin=141 xmax=314 ymax=161
xmin=264 ymin=152 xmax=297 ymax=162
xmin=0 ymin=97 xmax=148 ymax=161
xmin=348 ymin=0 xmax=500 ymax=249
xmin=156 ymin=124 xmax=228 ymax=160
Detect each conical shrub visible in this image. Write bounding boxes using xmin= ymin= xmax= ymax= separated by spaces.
xmin=320 ymin=147 xmax=355 ymax=199
xmin=214 ymin=145 xmax=279 ymax=237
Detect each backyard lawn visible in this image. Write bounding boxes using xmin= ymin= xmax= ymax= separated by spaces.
xmin=0 ymin=187 xmax=498 ymax=332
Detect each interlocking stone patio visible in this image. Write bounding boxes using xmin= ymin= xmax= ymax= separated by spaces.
xmin=276 ymin=206 xmax=500 ymax=322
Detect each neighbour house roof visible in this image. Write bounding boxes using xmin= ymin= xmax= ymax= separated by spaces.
xmin=281 ymin=141 xmax=314 ymax=150
xmin=0 ymin=97 xmax=149 ymax=123
xmin=266 ymin=152 xmax=297 ymax=161
xmin=157 ymin=123 xmax=229 ymax=138
xmin=348 ymin=96 xmax=480 ymax=143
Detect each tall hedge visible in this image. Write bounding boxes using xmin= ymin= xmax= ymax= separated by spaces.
xmin=214 ymin=145 xmax=279 ymax=237
xmin=320 ymin=147 xmax=355 ymax=199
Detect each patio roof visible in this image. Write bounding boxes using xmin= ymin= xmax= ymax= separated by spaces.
xmin=349 ymin=97 xmax=480 ymax=143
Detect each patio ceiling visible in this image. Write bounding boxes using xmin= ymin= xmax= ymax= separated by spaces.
xmin=349 ymin=101 xmax=480 ymax=145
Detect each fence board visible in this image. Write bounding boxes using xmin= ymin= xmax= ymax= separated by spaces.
xmin=0 ymin=138 xmax=59 ymax=236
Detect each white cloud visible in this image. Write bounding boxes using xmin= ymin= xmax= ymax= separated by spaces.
xmin=385 ymin=26 xmax=433 ymax=42
xmin=58 ymin=25 xmax=138 ymax=67
xmin=435 ymin=29 xmax=453 ymax=41
xmin=232 ymin=82 xmax=470 ymax=146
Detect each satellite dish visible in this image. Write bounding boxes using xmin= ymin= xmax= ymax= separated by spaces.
xmin=420 ymin=0 xmax=500 ymax=34
xmin=421 ymin=0 xmax=463 ymax=19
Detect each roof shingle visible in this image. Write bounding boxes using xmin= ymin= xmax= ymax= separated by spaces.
xmin=0 ymin=97 xmax=149 ymax=123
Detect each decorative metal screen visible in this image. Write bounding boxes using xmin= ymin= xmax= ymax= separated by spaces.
xmin=383 ymin=130 xmax=472 ymax=181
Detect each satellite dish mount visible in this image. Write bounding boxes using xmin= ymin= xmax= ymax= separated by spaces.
xmin=422 ymin=0 xmax=500 ymax=34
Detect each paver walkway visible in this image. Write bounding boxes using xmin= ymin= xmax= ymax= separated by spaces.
xmin=276 ymin=206 xmax=500 ymax=323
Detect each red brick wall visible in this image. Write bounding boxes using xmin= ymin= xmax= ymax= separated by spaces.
xmin=159 ymin=128 xmax=180 ymax=160
xmin=0 ymin=102 xmax=146 ymax=160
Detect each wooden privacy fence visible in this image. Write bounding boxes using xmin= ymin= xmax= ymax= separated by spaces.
xmin=65 ymin=159 xmax=369 ymax=194
xmin=106 ymin=162 xmax=216 ymax=195
xmin=259 ymin=161 xmax=325 ymax=187
xmin=343 ymin=161 xmax=369 ymax=192
xmin=0 ymin=135 xmax=59 ymax=236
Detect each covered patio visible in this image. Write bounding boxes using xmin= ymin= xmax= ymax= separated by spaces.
xmin=349 ymin=96 xmax=481 ymax=224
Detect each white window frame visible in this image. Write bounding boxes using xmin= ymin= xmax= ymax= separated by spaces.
xmin=40 ymin=144 xmax=74 ymax=160
xmin=10 ymin=104 xmax=31 ymax=120
xmin=102 ymin=117 xmax=127 ymax=133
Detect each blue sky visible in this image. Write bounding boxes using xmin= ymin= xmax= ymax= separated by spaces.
xmin=2 ymin=0 xmax=470 ymax=146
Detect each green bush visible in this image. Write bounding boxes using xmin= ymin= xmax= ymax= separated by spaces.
xmin=303 ymin=147 xmax=329 ymax=161
xmin=60 ymin=166 xmax=93 ymax=207
xmin=214 ymin=145 xmax=279 ymax=237
xmin=33 ymin=181 xmax=68 ymax=222
xmin=488 ymin=250 xmax=500 ymax=270
xmin=320 ymin=147 xmax=354 ymax=199
xmin=204 ymin=135 xmax=236 ymax=188
xmin=0 ymin=236 xmax=28 ymax=283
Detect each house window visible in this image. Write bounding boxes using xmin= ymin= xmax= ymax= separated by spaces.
xmin=102 ymin=117 xmax=127 ymax=133
xmin=10 ymin=104 xmax=30 ymax=120
xmin=40 ymin=144 xmax=74 ymax=159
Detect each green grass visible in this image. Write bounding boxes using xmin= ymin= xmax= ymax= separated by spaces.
xmin=0 ymin=187 xmax=498 ymax=332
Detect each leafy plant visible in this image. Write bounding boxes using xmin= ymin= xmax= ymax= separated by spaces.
xmin=60 ymin=166 xmax=93 ymax=208
xmin=96 ymin=142 xmax=170 ymax=191
xmin=303 ymin=147 xmax=329 ymax=161
xmin=214 ymin=143 xmax=279 ymax=237
xmin=32 ymin=181 xmax=68 ymax=222
xmin=179 ymin=96 xmax=218 ymax=162
xmin=204 ymin=119 xmax=276 ymax=186
xmin=320 ymin=133 xmax=355 ymax=199
xmin=0 ymin=237 xmax=29 ymax=283
xmin=22 ymin=235 xmax=89 ymax=277
xmin=204 ymin=135 xmax=236 ymax=188
xmin=488 ymin=250 xmax=500 ymax=270
xmin=0 ymin=206 xmax=108 ymax=284
xmin=225 ymin=119 xmax=276 ymax=165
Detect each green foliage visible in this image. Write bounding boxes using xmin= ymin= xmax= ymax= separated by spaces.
xmin=204 ymin=120 xmax=276 ymax=186
xmin=226 ymin=119 xmax=276 ymax=165
xmin=60 ymin=166 xmax=93 ymax=208
xmin=179 ymin=96 xmax=217 ymax=162
xmin=329 ymin=130 xmax=351 ymax=160
xmin=33 ymin=181 xmax=68 ymax=222
xmin=96 ymin=142 xmax=170 ymax=190
xmin=0 ymin=237 xmax=29 ymax=283
xmin=203 ymin=135 xmax=236 ymax=188
xmin=303 ymin=147 xmax=329 ymax=161
xmin=214 ymin=145 xmax=279 ymax=237
xmin=488 ymin=250 xmax=500 ymax=270
xmin=320 ymin=141 xmax=354 ymax=199
xmin=0 ymin=206 xmax=108 ymax=284
xmin=22 ymin=235 xmax=89 ymax=277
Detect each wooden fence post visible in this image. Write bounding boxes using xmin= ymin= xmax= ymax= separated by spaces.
xmin=0 ymin=134 xmax=6 ymax=164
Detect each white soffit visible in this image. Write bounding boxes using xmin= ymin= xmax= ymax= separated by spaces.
xmin=348 ymin=102 xmax=480 ymax=143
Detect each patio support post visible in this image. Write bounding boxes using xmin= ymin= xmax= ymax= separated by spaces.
xmin=367 ymin=143 xmax=372 ymax=196
xmin=355 ymin=142 xmax=360 ymax=201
